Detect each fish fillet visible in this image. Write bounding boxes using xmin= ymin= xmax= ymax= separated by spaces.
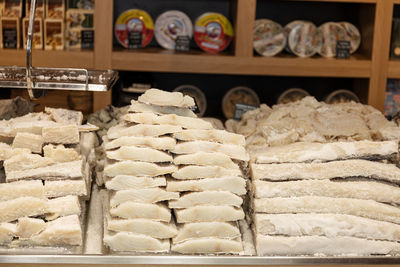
xmin=107 ymin=218 xmax=177 ymax=239
xmin=12 ymin=132 xmax=44 ymax=154
xmin=104 ymin=232 xmax=170 ymax=253
xmin=252 ymin=140 xmax=398 ymax=163
xmin=138 ymin=88 xmax=195 ymax=108
xmin=110 ymin=188 xmax=179 ymax=207
xmin=42 ymin=125 xmax=80 ymax=144
xmin=253 ymin=196 xmax=400 ymax=224
xmin=30 ymin=215 xmax=82 ymax=246
xmin=107 ymin=124 xmax=182 ymax=139
xmin=173 ymin=222 xmax=241 ymax=244
xmin=105 ymin=136 xmax=176 ymax=151
xmin=45 ymin=107 xmax=83 ymax=126
xmin=253 ymin=179 xmax=400 ymax=204
xmin=250 ymin=160 xmax=400 ymax=184
xmin=0 ymin=120 xmax=57 ymax=137
xmin=4 ymin=153 xmax=54 ymax=173
xmin=106 ymin=146 xmax=173 ymax=163
xmin=166 ymin=177 xmax=246 ymax=195
xmin=0 ymin=143 xmax=30 ymax=161
xmin=105 ymin=175 xmax=166 ymax=190
xmin=171 ymin=238 xmax=243 ymax=255
xmin=43 ymin=144 xmax=80 ymax=163
xmin=173 ymin=129 xmax=246 ymax=146
xmin=110 ymin=202 xmax=171 ymax=222
xmin=168 ymin=191 xmax=243 ymax=208
xmin=175 ymin=206 xmax=245 ymax=223
xmin=172 ymin=141 xmax=249 ymax=161
xmin=16 ymin=217 xmax=46 ymax=239
xmin=44 ymin=179 xmax=87 ymax=198
xmin=172 ymin=166 xmax=242 ymax=180
xmin=174 ymin=152 xmax=239 ymax=169
xmin=104 ymin=161 xmax=177 ymax=177
xmin=0 ymin=197 xmax=47 ymax=223
xmin=254 ymin=213 xmax=400 ymax=242
xmin=124 ymin=113 xmax=212 ymax=130
xmin=255 ymin=235 xmax=400 ymax=256
xmin=6 ymin=160 xmax=83 ymax=182
xmin=46 ymin=195 xmax=81 ymax=220
xmin=0 ymin=180 xmax=44 ymax=201
xmin=0 ymin=223 xmax=16 ymax=244
xmin=129 ymin=101 xmax=196 ymax=118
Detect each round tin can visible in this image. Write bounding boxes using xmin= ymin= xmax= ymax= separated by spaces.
xmin=253 ymin=19 xmax=286 ymax=57
xmin=325 ymin=89 xmax=360 ymax=104
xmin=277 ymin=88 xmax=310 ymax=104
xmin=194 ymin=12 xmax=234 ymax=53
xmin=173 ymin=84 xmax=207 ymax=117
xmin=288 ymin=22 xmax=322 ymax=58
xmin=155 ymin=10 xmax=193 ymax=50
xmin=115 ymin=9 xmax=154 ymax=48
xmin=318 ymin=22 xmax=347 ymax=58
xmin=222 ymin=86 xmax=260 ymax=119
xmin=284 ymin=20 xmax=306 ymax=53
xmin=340 ymin=22 xmax=361 ymax=54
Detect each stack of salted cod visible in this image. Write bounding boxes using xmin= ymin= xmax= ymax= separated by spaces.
xmin=250 ymin=140 xmax=400 ymax=256
xmin=0 ymin=107 xmax=98 ymax=252
xmin=102 ymin=89 xmax=250 ymax=254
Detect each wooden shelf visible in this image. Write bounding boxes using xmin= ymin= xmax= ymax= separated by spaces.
xmin=0 ymin=49 xmax=94 ymax=69
xmin=388 ymin=60 xmax=400 ymax=78
xmin=289 ymin=0 xmax=377 ymax=3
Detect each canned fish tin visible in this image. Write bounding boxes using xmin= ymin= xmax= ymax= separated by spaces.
xmin=325 ymin=89 xmax=360 ymax=104
xmin=222 ymin=86 xmax=260 ymax=119
xmin=277 ymin=88 xmax=310 ymax=104
xmin=288 ymin=22 xmax=321 ymax=58
xmin=340 ymin=22 xmax=361 ymax=54
xmin=253 ymin=19 xmax=286 ymax=57
xmin=194 ymin=12 xmax=233 ymax=53
xmin=318 ymin=22 xmax=347 ymax=58
xmin=115 ymin=9 xmax=154 ymax=49
xmin=174 ymin=85 xmax=207 ymax=117
xmin=284 ymin=20 xmax=306 ymax=53
xmin=155 ymin=10 xmax=193 ymax=50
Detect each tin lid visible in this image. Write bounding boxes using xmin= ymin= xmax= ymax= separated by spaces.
xmin=340 ymin=22 xmax=361 ymax=54
xmin=277 ymin=88 xmax=310 ymax=104
xmin=222 ymin=86 xmax=260 ymax=119
xmin=155 ymin=10 xmax=193 ymax=50
xmin=288 ymin=22 xmax=321 ymax=58
xmin=194 ymin=12 xmax=234 ymax=53
xmin=173 ymin=84 xmax=207 ymax=117
xmin=325 ymin=89 xmax=360 ymax=104
xmin=115 ymin=9 xmax=154 ymax=48
xmin=253 ymin=19 xmax=286 ymax=57
xmin=318 ymin=22 xmax=347 ymax=58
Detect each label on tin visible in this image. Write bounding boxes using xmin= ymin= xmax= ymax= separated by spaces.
xmin=175 ymin=35 xmax=190 ymax=51
xmin=81 ymin=29 xmax=94 ymax=49
xmin=253 ymin=19 xmax=286 ymax=57
xmin=233 ymin=104 xmax=258 ymax=121
xmin=336 ymin=40 xmax=350 ymax=59
xmin=194 ymin=13 xmax=233 ymax=53
xmin=128 ymin=31 xmax=142 ymax=49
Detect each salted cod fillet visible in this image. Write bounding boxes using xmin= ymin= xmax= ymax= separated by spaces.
xmin=129 ymin=101 xmax=196 ymax=118
xmin=171 ymin=238 xmax=243 ymax=255
xmin=12 ymin=132 xmax=43 ymax=154
xmin=173 ymin=129 xmax=246 ymax=146
xmin=124 ymin=113 xmax=212 ymax=130
xmin=0 ymin=180 xmax=44 ymax=201
xmin=107 ymin=124 xmax=182 ymax=139
xmin=42 ymin=124 xmax=80 ymax=144
xmin=104 ymin=232 xmax=170 ymax=253
xmin=106 ymin=146 xmax=173 ymax=163
xmin=0 ymin=197 xmax=47 ymax=223
xmin=16 ymin=217 xmax=46 ymax=238
xmin=110 ymin=202 xmax=171 ymax=222
xmin=0 ymin=143 xmax=30 ymax=161
xmin=168 ymin=191 xmax=243 ymax=208
xmin=172 ymin=166 xmax=242 ymax=180
xmin=4 ymin=153 xmax=54 ymax=173
xmin=255 ymin=235 xmax=400 ymax=256
xmin=166 ymin=177 xmax=246 ymax=195
xmin=252 ymin=140 xmax=398 ymax=163
xmin=253 ymin=196 xmax=400 ymax=224
xmin=44 ymin=179 xmax=87 ymax=198
xmin=138 ymin=88 xmax=195 ymax=108
xmin=110 ymin=188 xmax=179 ymax=207
xmin=45 ymin=107 xmax=83 ymax=126
xmin=172 ymin=141 xmax=249 ymax=161
xmin=253 ymin=180 xmax=400 ymax=204
xmin=104 ymin=161 xmax=177 ymax=177
xmin=254 ymin=213 xmax=400 ymax=242
xmin=173 ymin=222 xmax=241 ymax=244
xmin=105 ymin=175 xmax=166 ymax=190
xmin=108 ymin=218 xmax=177 ymax=239
xmin=175 ymin=206 xmax=245 ymax=223
xmin=174 ymin=152 xmax=239 ymax=169
xmin=43 ymin=144 xmax=80 ymax=163
xmin=105 ymin=136 xmax=176 ymax=151
xmin=46 ymin=195 xmax=81 ymax=220
xmin=0 ymin=223 xmax=16 ymax=244
xmin=250 ymin=159 xmax=400 ymax=184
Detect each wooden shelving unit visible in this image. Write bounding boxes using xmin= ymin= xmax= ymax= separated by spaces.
xmin=0 ymin=0 xmax=398 ymax=112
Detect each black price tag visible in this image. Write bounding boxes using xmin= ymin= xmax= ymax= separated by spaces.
xmin=336 ymin=40 xmax=351 ymax=59
xmin=175 ymin=35 xmax=190 ymax=51
xmin=233 ymin=103 xmax=258 ymax=121
xmin=81 ymin=30 xmax=94 ymax=49
xmin=128 ymin=31 xmax=142 ymax=49
xmin=3 ymin=28 xmax=17 ymax=48
xmin=189 ymin=97 xmax=200 ymax=114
